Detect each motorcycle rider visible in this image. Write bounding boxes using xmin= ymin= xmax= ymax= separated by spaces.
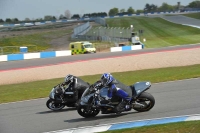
xmin=92 ymin=73 xmax=132 ymax=113
xmin=60 ymin=74 xmax=90 ymax=104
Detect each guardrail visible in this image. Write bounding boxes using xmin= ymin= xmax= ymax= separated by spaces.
xmin=110 ymin=45 xmax=143 ymax=52
xmin=0 ymin=50 xmax=71 ymax=62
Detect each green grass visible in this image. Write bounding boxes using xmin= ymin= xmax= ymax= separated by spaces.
xmin=101 ymin=120 xmax=200 ymax=133
xmin=1 ymin=16 xmax=200 ymax=53
xmin=0 ymin=29 xmax=72 ymax=53
xmin=0 ymin=64 xmax=200 ymax=103
xmin=182 ymin=12 xmax=200 ymax=20
xmin=104 ymin=17 xmax=200 ymax=48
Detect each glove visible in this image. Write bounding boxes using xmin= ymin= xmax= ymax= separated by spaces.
xmin=89 ymin=85 xmax=94 ymax=91
xmin=94 ymin=81 xmax=102 ymax=88
xmin=61 ymin=82 xmax=66 ymax=86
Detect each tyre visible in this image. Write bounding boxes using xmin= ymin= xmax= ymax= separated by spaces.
xmin=77 ymin=105 xmax=100 ymax=118
xmin=46 ymin=99 xmax=65 ymax=111
xmin=133 ymin=92 xmax=155 ymax=112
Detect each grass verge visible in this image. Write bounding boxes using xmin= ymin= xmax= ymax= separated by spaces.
xmin=105 ymin=16 xmax=200 ymax=48
xmin=182 ymin=12 xmax=200 ymax=20
xmin=0 ymin=64 xmax=200 ymax=104
xmin=101 ymin=120 xmax=200 ymax=133
xmin=0 ymin=29 xmax=72 ymax=53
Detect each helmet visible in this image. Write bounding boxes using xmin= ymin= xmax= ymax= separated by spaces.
xmin=64 ymin=74 xmax=74 ymax=84
xmin=101 ymin=73 xmax=114 ymax=86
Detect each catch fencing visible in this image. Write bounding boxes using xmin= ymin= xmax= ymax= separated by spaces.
xmin=76 ymin=26 xmax=132 ymax=43
xmin=71 ymin=17 xmax=133 ymax=43
xmin=71 ymin=21 xmax=91 ymax=38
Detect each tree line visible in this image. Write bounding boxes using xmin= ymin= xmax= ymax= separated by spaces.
xmin=0 ymin=1 xmax=200 ymax=23
xmin=108 ymin=1 xmax=200 ymax=16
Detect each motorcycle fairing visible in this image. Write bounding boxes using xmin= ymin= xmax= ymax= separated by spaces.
xmin=132 ymin=81 xmax=151 ymax=97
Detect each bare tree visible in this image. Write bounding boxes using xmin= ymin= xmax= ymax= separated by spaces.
xmin=64 ymin=10 xmax=71 ymax=19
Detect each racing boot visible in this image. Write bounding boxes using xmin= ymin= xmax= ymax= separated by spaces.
xmin=115 ymin=100 xmax=128 ymax=113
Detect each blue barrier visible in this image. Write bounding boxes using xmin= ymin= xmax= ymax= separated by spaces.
xmin=111 ymin=45 xmax=143 ymax=52
xmin=0 ymin=50 xmax=71 ymax=62
xmin=7 ymin=54 xmax=24 ymax=61
xmin=40 ymin=51 xmax=56 ymax=58
xmin=122 ymin=46 xmax=132 ymax=51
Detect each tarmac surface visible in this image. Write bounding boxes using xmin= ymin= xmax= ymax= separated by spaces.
xmin=0 ymin=13 xmax=200 ymax=133
xmin=1 ymin=78 xmax=200 ymax=133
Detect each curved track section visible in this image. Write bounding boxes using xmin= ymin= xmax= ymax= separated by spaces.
xmin=0 ymin=78 xmax=200 ymax=133
xmin=162 ymin=15 xmax=200 ymax=27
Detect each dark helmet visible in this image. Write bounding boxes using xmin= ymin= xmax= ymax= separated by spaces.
xmin=64 ymin=74 xmax=74 ymax=84
xmin=101 ymin=73 xmax=114 ymax=86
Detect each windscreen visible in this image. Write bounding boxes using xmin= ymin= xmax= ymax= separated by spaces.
xmin=83 ymin=43 xmax=94 ymax=48
xmin=99 ymin=87 xmax=109 ymax=97
xmin=82 ymin=87 xmax=95 ymax=97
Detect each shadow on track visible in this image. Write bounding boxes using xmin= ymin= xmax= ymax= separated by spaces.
xmin=64 ymin=111 xmax=140 ymax=123
xmin=36 ymin=107 xmax=77 ymax=114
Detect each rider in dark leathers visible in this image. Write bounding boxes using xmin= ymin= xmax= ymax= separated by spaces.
xmin=60 ymin=74 xmax=90 ymax=103
xmin=92 ymin=73 xmax=132 ymax=112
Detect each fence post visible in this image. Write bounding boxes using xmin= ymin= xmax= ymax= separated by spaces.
xmin=0 ymin=47 xmax=3 ymax=55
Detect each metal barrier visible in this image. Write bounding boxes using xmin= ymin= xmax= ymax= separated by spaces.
xmin=94 ymin=17 xmax=107 ymax=26
xmin=71 ymin=21 xmax=91 ymax=38
xmin=76 ymin=26 xmax=132 ymax=43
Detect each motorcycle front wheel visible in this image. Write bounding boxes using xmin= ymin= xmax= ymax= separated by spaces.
xmin=46 ymin=99 xmax=65 ymax=111
xmin=77 ymin=104 xmax=100 ymax=118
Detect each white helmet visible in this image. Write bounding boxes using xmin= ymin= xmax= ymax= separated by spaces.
xmin=64 ymin=74 xmax=74 ymax=84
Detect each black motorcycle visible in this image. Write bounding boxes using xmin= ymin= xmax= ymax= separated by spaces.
xmin=46 ymin=83 xmax=88 ymax=111
xmin=77 ymin=81 xmax=155 ymax=118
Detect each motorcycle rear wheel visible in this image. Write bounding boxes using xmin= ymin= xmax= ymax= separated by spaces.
xmin=133 ymin=92 xmax=155 ymax=112
xmin=46 ymin=99 xmax=65 ymax=111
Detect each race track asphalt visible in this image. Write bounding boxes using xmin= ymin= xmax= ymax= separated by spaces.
xmin=162 ymin=15 xmax=200 ymax=27
xmin=1 ymin=14 xmax=200 ymax=133
xmin=1 ymin=43 xmax=200 ymax=71
xmin=0 ymin=78 xmax=200 ymax=133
